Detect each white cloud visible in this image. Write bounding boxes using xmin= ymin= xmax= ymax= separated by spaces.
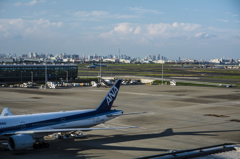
xmin=218 ymin=19 xmax=228 ymax=22
xmin=128 ymin=7 xmax=164 ymax=14
xmin=195 ymin=32 xmax=208 ymax=38
xmin=147 ymin=23 xmax=170 ymax=34
xmin=15 ymin=0 xmax=45 ymax=6
xmin=113 ymin=23 xmax=133 ymax=34
xmin=75 ymin=11 xmax=91 ymax=18
xmin=182 ymin=23 xmax=201 ymax=31
xmin=134 ymin=26 xmax=141 ymax=34
xmin=52 ymin=22 xmax=63 ymax=27
xmin=99 ymin=22 xmax=202 ymax=42
xmin=194 ymin=32 xmax=217 ymax=39
xmin=25 ymin=0 xmax=45 ymax=6
xmin=115 ymin=15 xmax=139 ymax=19
xmin=74 ymin=10 xmax=138 ymax=20
xmin=91 ymin=11 xmax=109 ymax=17
xmin=99 ymin=23 xmax=136 ymax=38
xmin=0 ymin=18 xmax=63 ymax=39
xmin=75 ymin=11 xmax=109 ymax=18
xmin=147 ymin=22 xmax=201 ymax=35
xmin=235 ymin=21 xmax=240 ymax=23
xmin=232 ymin=15 xmax=239 ymax=17
xmin=169 ymin=35 xmax=187 ymax=39
xmin=172 ymin=22 xmax=178 ymax=27
xmin=172 ymin=22 xmax=201 ymax=31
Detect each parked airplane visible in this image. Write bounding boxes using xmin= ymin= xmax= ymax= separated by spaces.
xmin=0 ymin=79 xmax=142 ymax=151
xmin=87 ymin=62 xmax=107 ymax=69
xmin=87 ymin=64 xmax=98 ymax=69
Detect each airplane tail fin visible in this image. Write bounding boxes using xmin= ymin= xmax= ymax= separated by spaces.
xmin=1 ymin=107 xmax=14 ymax=116
xmin=96 ymin=79 xmax=122 ymax=112
xmin=162 ymin=128 xmax=174 ymax=135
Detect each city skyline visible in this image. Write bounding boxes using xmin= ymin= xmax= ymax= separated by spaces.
xmin=0 ymin=0 xmax=239 ymax=59
xmin=1 ymin=52 xmax=239 ymax=64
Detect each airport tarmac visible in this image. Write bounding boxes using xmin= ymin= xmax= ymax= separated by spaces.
xmin=0 ymin=85 xmax=240 ymax=159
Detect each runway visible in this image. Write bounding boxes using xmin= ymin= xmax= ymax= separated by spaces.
xmin=0 ymin=85 xmax=240 ymax=158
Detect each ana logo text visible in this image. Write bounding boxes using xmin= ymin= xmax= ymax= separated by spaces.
xmin=0 ymin=122 xmax=6 ymax=125
xmin=106 ymin=86 xmax=118 ymax=105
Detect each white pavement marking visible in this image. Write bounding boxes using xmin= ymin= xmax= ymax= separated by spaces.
xmin=150 ymin=100 xmax=240 ymax=115
xmin=98 ymin=124 xmax=129 ymax=131
xmin=90 ymin=90 xmax=105 ymax=92
xmin=107 ymin=122 xmax=147 ymax=130
xmin=90 ymin=90 xmax=186 ymax=98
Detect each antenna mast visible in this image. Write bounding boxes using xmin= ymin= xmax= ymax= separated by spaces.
xmin=119 ymin=48 xmax=120 ymax=61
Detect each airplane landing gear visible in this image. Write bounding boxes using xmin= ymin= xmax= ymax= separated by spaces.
xmin=51 ymin=132 xmax=83 ymax=139
xmin=33 ymin=142 xmax=50 ymax=149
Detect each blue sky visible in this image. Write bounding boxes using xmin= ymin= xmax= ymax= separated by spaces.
xmin=0 ymin=0 xmax=239 ymax=60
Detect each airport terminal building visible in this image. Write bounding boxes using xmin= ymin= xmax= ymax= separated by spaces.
xmin=0 ymin=64 xmax=78 ymax=83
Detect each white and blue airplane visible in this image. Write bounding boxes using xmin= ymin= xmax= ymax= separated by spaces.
xmin=0 ymin=79 xmax=141 ymax=151
xmin=87 ymin=63 xmax=107 ymax=69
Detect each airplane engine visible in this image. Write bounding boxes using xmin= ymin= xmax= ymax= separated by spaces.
xmin=8 ymin=134 xmax=35 ymax=151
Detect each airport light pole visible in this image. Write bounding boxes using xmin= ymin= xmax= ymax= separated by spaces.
xmin=162 ymin=61 xmax=163 ymax=85
xmin=64 ymin=70 xmax=68 ymax=83
xmin=55 ymin=70 xmax=57 ymax=82
xmin=31 ymin=71 xmax=33 ymax=84
xmin=98 ymin=72 xmax=99 ymax=83
xmin=100 ymin=58 xmax=102 ymax=83
xmin=45 ymin=59 xmax=47 ymax=89
xmin=21 ymin=71 xmax=23 ymax=83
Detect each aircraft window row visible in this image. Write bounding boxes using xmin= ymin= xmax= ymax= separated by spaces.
xmin=1 ymin=125 xmax=20 ymax=129
xmin=32 ymin=122 xmax=56 ymax=126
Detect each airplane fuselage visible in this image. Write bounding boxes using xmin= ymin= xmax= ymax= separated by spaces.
xmin=0 ymin=109 xmax=123 ymax=136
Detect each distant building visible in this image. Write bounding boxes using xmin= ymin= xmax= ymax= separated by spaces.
xmin=88 ymin=55 xmax=93 ymax=60
xmin=108 ymin=54 xmax=113 ymax=59
xmin=22 ymin=54 xmax=28 ymax=58
xmin=33 ymin=52 xmax=37 ymax=58
xmin=155 ymin=60 xmax=165 ymax=64
xmin=152 ymin=55 xmax=156 ymax=61
xmin=29 ymin=52 xmax=33 ymax=58
xmin=0 ymin=58 xmax=13 ymax=63
xmin=93 ymin=54 xmax=97 ymax=58
xmin=71 ymin=54 xmax=79 ymax=59
xmin=148 ymin=54 xmax=152 ymax=60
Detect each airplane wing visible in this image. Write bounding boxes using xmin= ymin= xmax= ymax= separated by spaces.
xmin=6 ymin=127 xmax=137 ymax=135
xmin=106 ymin=112 xmax=147 ymax=117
